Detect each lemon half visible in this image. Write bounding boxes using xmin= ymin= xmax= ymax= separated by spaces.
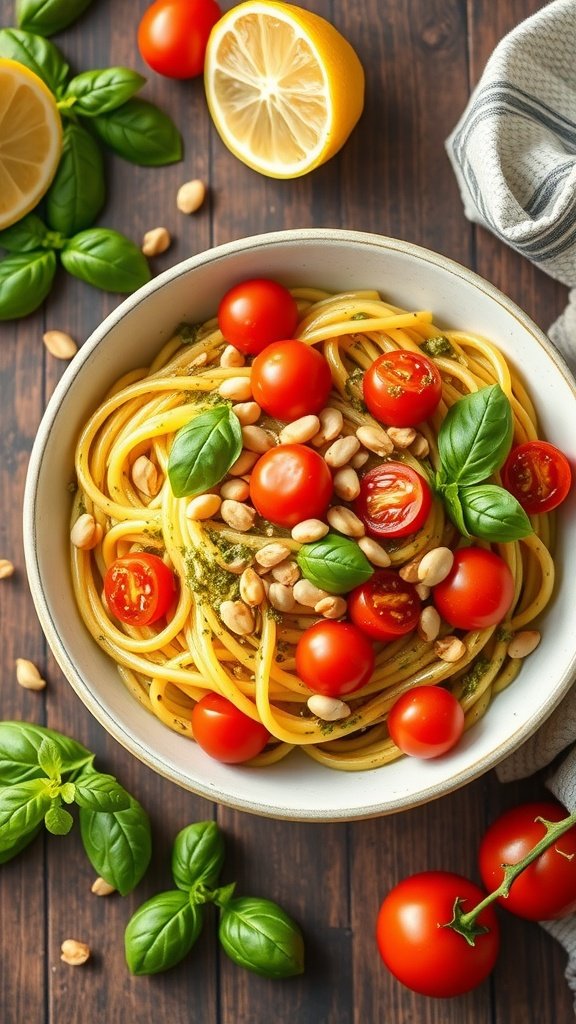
xmin=204 ymin=1 xmax=365 ymax=179
xmin=0 ymin=58 xmax=62 ymax=231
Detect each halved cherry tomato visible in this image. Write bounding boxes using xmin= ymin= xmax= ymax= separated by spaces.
xmin=217 ymin=278 xmax=299 ymax=355
xmin=250 ymin=443 xmax=333 ymax=528
xmin=433 ymin=547 xmax=514 ymax=630
xmin=104 ymin=552 xmax=176 ymax=626
xmin=387 ymin=685 xmax=465 ymax=758
xmin=502 ymin=440 xmax=572 ymax=514
xmin=191 ymin=693 xmax=269 ymax=764
xmin=137 ymin=0 xmax=222 ymax=79
xmin=363 ymin=350 xmax=442 ymax=427
xmin=354 ymin=462 xmax=433 ymax=538
xmin=296 ymin=620 xmax=374 ymax=697
xmin=348 ymin=570 xmax=421 ymax=642
xmin=251 ymin=340 xmax=332 ymax=421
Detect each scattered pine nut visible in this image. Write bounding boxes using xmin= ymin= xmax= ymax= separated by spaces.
xmin=410 ymin=432 xmax=430 ymax=458
xmin=91 ymin=877 xmax=116 ymax=896
xmin=417 ymin=606 xmax=441 ymax=642
xmin=228 ymin=449 xmax=259 ymax=476
xmin=220 ymin=478 xmax=250 ymax=501
xmin=417 ymin=547 xmax=454 ymax=587
xmin=42 ymin=329 xmax=78 ymax=359
xmin=268 ymin=582 xmax=296 ymax=613
xmin=357 ymin=536 xmax=391 ymax=567
xmin=241 ymin=425 xmax=275 ymax=453
xmin=219 ymin=377 xmax=253 ymax=402
xmin=293 ymin=579 xmax=329 ymax=607
xmin=507 ymin=630 xmax=541 ymax=659
xmin=279 ymin=415 xmax=320 ymax=445
xmin=141 ymin=226 xmax=171 ymax=257
xmin=315 ymin=595 xmax=347 ymax=619
xmin=307 ymin=694 xmax=351 ymax=721
xmin=415 ymin=582 xmax=431 ymax=600
xmin=398 ymin=557 xmax=421 ymax=583
xmin=333 ymin=466 xmax=360 ymax=501
xmin=0 ymin=558 xmax=15 ymax=579
xmin=70 ymin=513 xmax=102 ymax=551
xmin=186 ymin=493 xmax=222 ymax=520
xmin=387 ymin=426 xmax=417 ymax=449
xmin=219 ymin=600 xmax=254 ymax=635
xmin=356 ymin=424 xmax=394 ymax=457
xmin=255 ymin=542 xmax=292 ymax=569
xmin=131 ymin=455 xmax=160 ymax=497
xmin=233 ymin=401 xmax=261 ymax=426
xmin=239 ymin=567 xmax=266 ymax=607
xmin=291 ymin=519 xmax=329 ymax=543
xmin=324 ymin=435 xmax=360 ymax=468
xmin=434 ymin=636 xmax=466 ymax=663
xmin=271 ymin=559 xmax=300 ymax=586
xmin=311 ymin=407 xmax=343 ymax=446
xmin=176 ymin=178 xmax=206 ymax=214
xmin=16 ymin=658 xmax=46 ymax=691
xmin=326 ymin=505 xmax=365 ymax=538
xmin=350 ymin=449 xmax=370 ymax=469
xmin=60 ymin=939 xmax=90 ymax=966
xmin=220 ymin=345 xmax=245 ymax=368
xmin=220 ymin=499 xmax=256 ymax=532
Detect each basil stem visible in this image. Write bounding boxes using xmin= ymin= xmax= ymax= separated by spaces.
xmin=0 ymin=722 xmax=93 ymax=786
xmin=0 ymin=27 xmax=69 ymax=94
xmin=73 ymin=772 xmax=131 ymax=813
xmin=16 ymin=0 xmax=95 ymax=37
xmin=438 ymin=385 xmax=513 ymax=485
xmin=45 ymin=123 xmax=106 ymax=235
xmin=218 ymin=896 xmax=305 ymax=979
xmin=297 ymin=533 xmax=374 ymax=594
xmin=171 ymin=821 xmax=226 ymax=892
xmin=0 ymin=780 xmax=52 ymax=850
xmin=64 ymin=67 xmax=146 ymax=117
xmin=0 ymin=214 xmax=50 ymax=253
xmin=168 ymin=405 xmax=243 ymax=498
xmin=125 ymin=891 xmax=204 ymax=975
xmin=61 ymin=229 xmax=151 ymax=293
xmin=90 ymin=98 xmax=183 ymax=166
xmin=79 ymin=795 xmax=152 ymax=896
xmin=0 ymin=251 xmax=57 ymax=320
xmin=458 ymin=483 xmax=532 ymax=542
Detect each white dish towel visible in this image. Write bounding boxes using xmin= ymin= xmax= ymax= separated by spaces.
xmin=445 ymin=0 xmax=576 ymax=1008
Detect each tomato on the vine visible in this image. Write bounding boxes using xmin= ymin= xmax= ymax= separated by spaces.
xmin=348 ymin=569 xmax=420 ymax=642
xmin=376 ymin=871 xmax=500 ymax=998
xmin=502 ymin=440 xmax=572 ymax=515
xmin=251 ymin=340 xmax=332 ymax=421
xmin=191 ymin=693 xmax=269 ymax=763
xmin=249 ymin=443 xmax=333 ymax=528
xmin=217 ymin=278 xmax=299 ymax=355
xmin=363 ymin=349 xmax=442 ymax=427
xmin=104 ymin=552 xmax=177 ymax=626
xmin=479 ymin=801 xmax=576 ymax=920
xmin=354 ymin=462 xmax=433 ymax=539
xmin=387 ymin=685 xmax=465 ymax=758
xmin=433 ymin=547 xmax=514 ymax=630
xmin=296 ymin=620 xmax=374 ymax=697
xmin=137 ymin=0 xmax=222 ymax=79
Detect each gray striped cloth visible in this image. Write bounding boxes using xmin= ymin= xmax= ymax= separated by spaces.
xmin=446 ymin=0 xmax=576 ymax=1008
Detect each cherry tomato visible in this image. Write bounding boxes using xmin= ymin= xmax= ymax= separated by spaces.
xmin=137 ymin=0 xmax=221 ymax=79
xmin=191 ymin=693 xmax=269 ymax=764
xmin=217 ymin=278 xmax=299 ymax=355
xmin=479 ymin=801 xmax=576 ymax=920
xmin=363 ymin=350 xmax=442 ymax=427
xmin=104 ymin=552 xmax=176 ymax=626
xmin=249 ymin=443 xmax=333 ymax=529
xmin=251 ymin=340 xmax=332 ymax=422
xmin=296 ymin=620 xmax=374 ymax=697
xmin=433 ymin=547 xmax=514 ymax=630
xmin=376 ymin=871 xmax=500 ymax=997
xmin=387 ymin=685 xmax=465 ymax=758
xmin=354 ymin=462 xmax=433 ymax=539
xmin=502 ymin=440 xmax=572 ymax=515
xmin=348 ymin=569 xmax=421 ymax=642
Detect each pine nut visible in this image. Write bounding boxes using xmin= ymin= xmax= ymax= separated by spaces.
xmin=417 ymin=606 xmax=441 ymax=642
xmin=219 ymin=377 xmax=252 ymax=402
xmin=434 ymin=636 xmax=466 ymax=663
xmin=91 ymin=877 xmax=116 ymax=896
xmin=255 ymin=542 xmax=292 ymax=569
xmin=220 ymin=345 xmax=245 ymax=368
xmin=220 ymin=499 xmax=256 ymax=532
xmin=141 ymin=226 xmax=171 ymax=256
xmin=176 ymin=178 xmax=206 ymax=214
xmin=239 ymin=567 xmax=266 ymax=606
xmin=411 ymin=432 xmax=430 ymax=458
xmin=417 ymin=547 xmax=454 ymax=587
xmin=186 ymin=493 xmax=222 ymax=520
xmin=228 ymin=449 xmax=259 ymax=476
xmin=293 ymin=579 xmax=329 ymax=607
xmin=507 ymin=630 xmax=541 ymax=659
xmin=233 ymin=402 xmax=261 ymax=426
xmin=219 ymin=599 xmax=254 ymax=635
xmin=241 ymin=425 xmax=275 ymax=453
xmin=357 ymin=536 xmax=391 ymax=567
xmin=356 ymin=424 xmax=394 ymax=457
xmin=271 ymin=560 xmax=300 ymax=586
xmin=326 ymin=505 xmax=365 ymax=537
xmin=60 ymin=939 xmax=90 ymax=966
xmin=279 ymin=415 xmax=320 ymax=444
xmin=350 ymin=449 xmax=370 ymax=469
xmin=315 ymin=595 xmax=347 ymax=619
xmin=398 ymin=557 xmax=421 ymax=583
xmin=311 ymin=407 xmax=343 ymax=446
xmin=387 ymin=426 xmax=417 ymax=449
xmin=324 ymin=435 xmax=360 ymax=468
xmin=70 ymin=513 xmax=103 ymax=551
xmin=132 ymin=455 xmax=160 ymax=497
xmin=220 ymin=478 xmax=250 ymax=501
xmin=0 ymin=558 xmax=15 ymax=579
xmin=268 ymin=582 xmax=296 ymax=613
xmin=333 ymin=466 xmax=360 ymax=501
xmin=415 ymin=583 xmax=431 ymax=600
xmin=16 ymin=658 xmax=46 ymax=691
xmin=291 ymin=519 xmax=329 ymax=543
xmin=42 ymin=329 xmax=77 ymax=359
xmin=307 ymin=694 xmax=351 ymax=721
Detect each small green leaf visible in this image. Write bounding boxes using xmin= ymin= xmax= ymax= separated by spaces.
xmin=0 ymin=28 xmax=69 ymax=93
xmin=45 ymin=123 xmax=106 ymax=235
xmin=16 ymin=0 xmax=95 ymax=37
xmin=60 ymin=782 xmax=76 ymax=804
xmin=168 ymin=406 xmax=243 ymax=498
xmin=438 ymin=385 xmax=513 ymax=485
xmin=0 ymin=780 xmax=51 ymax=850
xmin=219 ymin=896 xmax=304 ymax=979
xmin=65 ymin=67 xmax=146 ymax=116
xmin=171 ymin=821 xmax=225 ymax=892
xmin=90 ymin=98 xmax=183 ymax=166
xmin=0 ymin=722 xmax=93 ymax=787
xmin=45 ymin=801 xmax=73 ymax=836
xmin=0 ymin=214 xmax=50 ymax=253
xmin=297 ymin=533 xmax=374 ymax=594
xmin=0 ymin=251 xmax=57 ymax=320
xmin=79 ymin=795 xmax=151 ymax=895
xmin=61 ymin=229 xmax=151 ymax=293
xmin=442 ymin=481 xmax=469 ymax=537
xmin=73 ymin=772 xmax=131 ymax=812
xmin=459 ymin=483 xmax=533 ymax=542
xmin=37 ymin=738 xmax=62 ymax=780
xmin=125 ymin=891 xmax=203 ymax=975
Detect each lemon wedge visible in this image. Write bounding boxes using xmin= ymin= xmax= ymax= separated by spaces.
xmin=204 ymin=1 xmax=364 ymax=178
xmin=0 ymin=58 xmax=62 ymax=231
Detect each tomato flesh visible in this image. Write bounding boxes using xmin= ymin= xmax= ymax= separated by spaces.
xmin=433 ymin=547 xmax=514 ymax=630
xmin=251 ymin=340 xmax=332 ymax=421
xmin=250 ymin=443 xmax=333 ymax=528
xmin=217 ymin=278 xmax=299 ymax=355
xmin=387 ymin=685 xmax=465 ymax=758
xmin=137 ymin=0 xmax=222 ymax=79
xmin=296 ymin=620 xmax=374 ymax=697
xmin=191 ymin=693 xmax=269 ymax=764
xmin=348 ymin=570 xmax=420 ymax=641
xmin=355 ymin=462 xmax=432 ymax=539
xmin=104 ymin=552 xmax=176 ymax=626
xmin=363 ymin=350 xmax=442 ymax=427
xmin=502 ymin=440 xmax=572 ymax=514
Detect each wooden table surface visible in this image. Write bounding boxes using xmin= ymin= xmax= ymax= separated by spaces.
xmin=0 ymin=1 xmax=573 ymax=1021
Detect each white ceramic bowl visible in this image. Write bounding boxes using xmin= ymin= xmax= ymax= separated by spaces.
xmin=23 ymin=229 xmax=576 ymax=820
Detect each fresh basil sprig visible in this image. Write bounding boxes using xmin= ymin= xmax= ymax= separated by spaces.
xmin=0 ymin=27 xmax=69 ymax=94
xmin=90 ymin=98 xmax=183 ymax=166
xmin=44 ymin=123 xmax=106 ymax=235
xmin=0 ymin=251 xmax=57 ymax=320
xmin=79 ymin=795 xmax=151 ymax=896
xmin=125 ymin=891 xmax=204 ymax=975
xmin=171 ymin=820 xmax=226 ymax=891
xmin=61 ymin=229 xmax=151 ymax=293
xmin=168 ymin=406 xmax=243 ymax=499
xmin=63 ymin=68 xmax=146 ymax=117
xmin=16 ymin=0 xmax=95 ymax=38
xmin=297 ymin=533 xmax=374 ymax=594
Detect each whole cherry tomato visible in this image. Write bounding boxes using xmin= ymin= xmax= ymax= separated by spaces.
xmin=217 ymin=278 xmax=299 ymax=355
xmin=104 ymin=552 xmax=177 ymax=625
xmin=502 ymin=440 xmax=572 ymax=515
xmin=296 ymin=620 xmax=374 ymax=697
xmin=433 ymin=547 xmax=514 ymax=630
xmin=363 ymin=350 xmax=442 ymax=427
xmin=251 ymin=340 xmax=332 ymax=421
xmin=137 ymin=0 xmax=222 ymax=79
xmin=249 ymin=444 xmax=333 ymax=528
xmin=479 ymin=801 xmax=576 ymax=920
xmin=387 ymin=685 xmax=465 ymax=758
xmin=191 ymin=693 xmax=269 ymax=763
xmin=355 ymin=462 xmax=433 ymax=539
xmin=348 ymin=569 xmax=421 ymax=642
xmin=376 ymin=871 xmax=500 ymax=997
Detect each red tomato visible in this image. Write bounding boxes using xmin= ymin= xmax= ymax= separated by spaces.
xmin=137 ymin=0 xmax=221 ymax=79
xmin=376 ymin=871 xmax=500 ymax=997
xmin=387 ymin=685 xmax=465 ymax=758
xmin=433 ymin=547 xmax=514 ymax=630
xmin=296 ymin=620 xmax=374 ymax=697
xmin=354 ymin=462 xmax=433 ymax=539
xmin=348 ymin=570 xmax=421 ymax=642
xmin=479 ymin=801 xmax=576 ymax=920
xmin=363 ymin=350 xmax=442 ymax=427
xmin=104 ymin=552 xmax=176 ymax=626
xmin=217 ymin=278 xmax=299 ymax=355
xmin=502 ymin=440 xmax=572 ymax=515
xmin=249 ymin=444 xmax=333 ymax=528
xmin=191 ymin=693 xmax=269 ymax=764
xmin=251 ymin=340 xmax=332 ymax=421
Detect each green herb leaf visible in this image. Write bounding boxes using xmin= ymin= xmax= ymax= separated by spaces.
xmin=218 ymin=896 xmax=304 ymax=979
xmin=459 ymin=483 xmax=533 ymax=542
xmin=0 ymin=722 xmax=93 ymax=787
xmin=0 ymin=251 xmax=57 ymax=320
xmin=0 ymin=825 xmax=41 ymax=864
xmin=0 ymin=214 xmax=50 ymax=253
xmin=45 ymin=123 xmax=106 ymax=235
xmin=60 ymin=782 xmax=76 ymax=804
xmin=65 ymin=67 xmax=146 ymax=116
xmin=171 ymin=821 xmax=225 ymax=892
xmin=37 ymin=738 xmax=63 ymax=780
xmin=90 ymin=98 xmax=183 ymax=166
xmin=125 ymin=891 xmax=203 ymax=975
xmin=73 ymin=772 xmax=131 ymax=812
xmin=79 ymin=795 xmax=151 ymax=895
xmin=61 ymin=229 xmax=151 ymax=293
xmin=297 ymin=533 xmax=374 ymax=594
xmin=45 ymin=801 xmax=73 ymax=835
xmin=16 ymin=0 xmax=95 ymax=37
xmin=438 ymin=385 xmax=513 ymax=485
xmin=0 ymin=780 xmax=51 ymax=850
xmin=0 ymin=28 xmax=69 ymax=93
xmin=168 ymin=406 xmax=242 ymax=499
xmin=442 ymin=481 xmax=469 ymax=537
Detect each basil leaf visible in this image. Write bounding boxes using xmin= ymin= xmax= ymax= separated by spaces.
xmin=171 ymin=821 xmax=225 ymax=892
xmin=0 ymin=251 xmax=57 ymax=320
xmin=37 ymin=738 xmax=63 ymax=779
xmin=0 ymin=780 xmax=51 ymax=850
xmin=90 ymin=98 xmax=183 ymax=166
xmin=297 ymin=533 xmax=374 ymax=594
xmin=73 ymin=772 xmax=131 ymax=813
xmin=168 ymin=406 xmax=242 ymax=498
xmin=65 ymin=67 xmax=146 ymax=117
xmin=0 ymin=825 xmax=41 ymax=864
xmin=16 ymin=0 xmax=95 ymax=37
xmin=0 ymin=722 xmax=93 ymax=786
xmin=438 ymin=385 xmax=513 ymax=485
xmin=0 ymin=214 xmax=50 ymax=253
xmin=45 ymin=801 xmax=73 ymax=835
xmin=79 ymin=795 xmax=151 ymax=895
xmin=219 ymin=896 xmax=304 ymax=979
xmin=442 ymin=481 xmax=469 ymax=537
xmin=45 ymin=123 xmax=105 ymax=235
xmin=0 ymin=28 xmax=69 ymax=93
xmin=459 ymin=483 xmax=533 ymax=542
xmin=61 ymin=229 xmax=151 ymax=293
xmin=125 ymin=891 xmax=203 ymax=975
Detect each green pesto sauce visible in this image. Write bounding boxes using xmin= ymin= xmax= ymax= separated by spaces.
xmin=420 ymin=335 xmax=457 ymax=358
xmin=184 ymin=547 xmax=240 ymax=606
xmin=350 ymin=311 xmax=370 ymax=321
xmin=461 ymin=657 xmax=491 ymax=698
xmin=176 ymin=322 xmax=202 ymax=344
xmin=344 ymin=367 xmax=366 ymax=413
xmin=206 ymin=530 xmax=254 ymax=566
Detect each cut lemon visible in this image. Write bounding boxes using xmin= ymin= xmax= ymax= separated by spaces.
xmin=0 ymin=58 xmax=62 ymax=231
xmin=204 ymin=1 xmax=364 ymax=179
